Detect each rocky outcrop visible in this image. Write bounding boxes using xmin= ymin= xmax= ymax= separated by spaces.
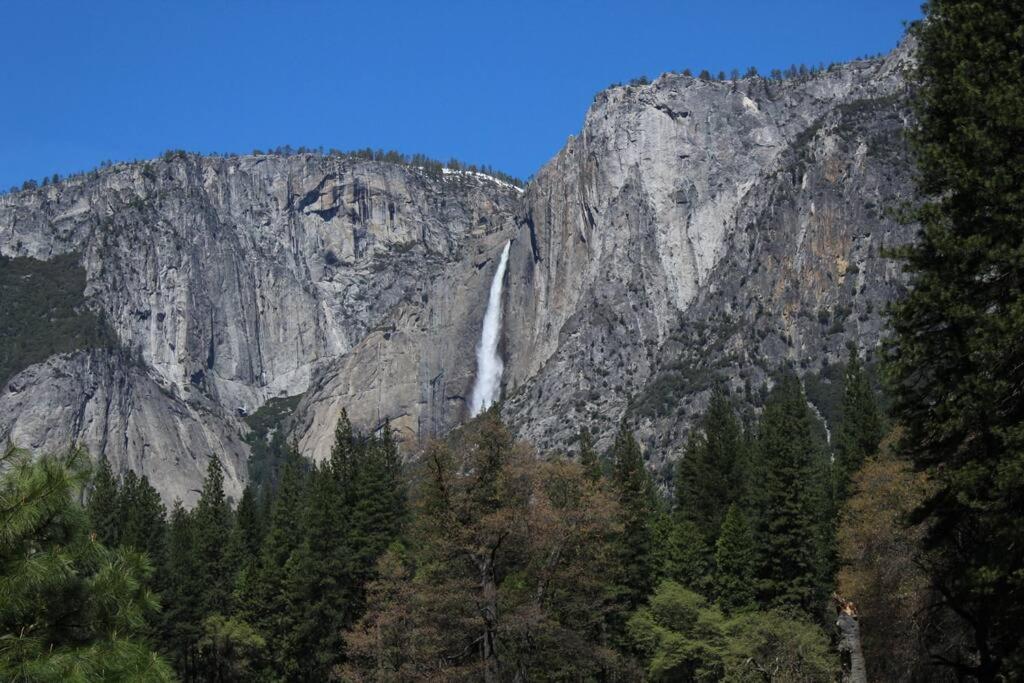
xmin=500 ymin=44 xmax=915 ymax=459
xmin=0 ymin=41 xmax=917 ymax=500
xmin=0 ymin=350 xmax=247 ymax=506
xmin=0 ymin=155 xmax=519 ymax=501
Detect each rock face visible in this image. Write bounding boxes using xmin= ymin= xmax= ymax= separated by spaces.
xmin=501 ymin=44 xmax=915 ymax=461
xmin=0 ymin=156 xmax=519 ymax=503
xmin=0 ymin=42 xmax=917 ymax=501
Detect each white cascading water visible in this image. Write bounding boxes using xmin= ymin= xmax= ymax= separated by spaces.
xmin=469 ymin=240 xmax=512 ymax=416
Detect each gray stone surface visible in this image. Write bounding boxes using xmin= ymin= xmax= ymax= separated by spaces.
xmin=0 ymin=155 xmax=519 ymax=502
xmin=0 ymin=41 xmax=917 ymax=501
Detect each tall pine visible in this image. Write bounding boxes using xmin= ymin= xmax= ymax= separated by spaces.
xmin=752 ymin=374 xmax=831 ymax=614
xmin=192 ymin=457 xmax=234 ymax=618
xmin=578 ymin=426 xmax=603 ymax=481
xmin=610 ymin=422 xmax=655 ymax=610
xmin=676 ymin=390 xmax=748 ymax=543
xmin=0 ymin=447 xmax=173 ymax=681
xmin=833 ymin=346 xmax=883 ymax=503
xmin=887 ymin=2 xmax=1024 ymax=677
xmin=86 ymin=456 xmax=120 ymax=546
xmin=714 ymin=504 xmax=756 ymax=613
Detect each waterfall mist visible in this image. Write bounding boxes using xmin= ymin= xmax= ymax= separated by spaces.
xmin=469 ymin=240 xmax=511 ymax=416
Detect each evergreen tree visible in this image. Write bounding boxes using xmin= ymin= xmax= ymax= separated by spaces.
xmin=657 ymin=514 xmax=712 ymax=594
xmin=343 ymin=413 xmax=622 ymax=681
xmin=833 ymin=346 xmax=883 ymax=502
xmin=886 ymin=2 xmax=1024 ymax=677
xmin=0 ymin=446 xmax=173 ymax=681
xmin=714 ymin=504 xmax=756 ymax=612
xmin=192 ymin=457 xmax=234 ymax=618
xmin=242 ymin=443 xmax=307 ymax=678
xmin=86 ymin=455 xmax=120 ymax=546
xmin=118 ymin=471 xmax=167 ymax=562
xmin=752 ymin=374 xmax=830 ymax=614
xmin=610 ymin=422 xmax=656 ymax=610
xmin=675 ymin=390 xmax=747 ymax=543
xmin=160 ymin=501 xmax=201 ymax=677
xmin=228 ymin=486 xmax=263 ymax=567
xmin=578 ymin=426 xmax=602 ymax=481
xmin=343 ymin=421 xmax=407 ymax=611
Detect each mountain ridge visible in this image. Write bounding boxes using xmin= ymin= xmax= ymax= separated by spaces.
xmin=0 ymin=42 xmax=915 ymax=503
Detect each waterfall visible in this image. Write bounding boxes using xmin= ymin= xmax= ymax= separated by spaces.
xmin=469 ymin=240 xmax=511 ymax=416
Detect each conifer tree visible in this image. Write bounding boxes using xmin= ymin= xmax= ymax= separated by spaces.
xmin=675 ymin=390 xmax=747 ymax=543
xmin=610 ymin=421 xmax=656 ymax=610
xmin=0 ymin=446 xmax=173 ymax=681
xmin=86 ymin=455 xmax=120 ymax=546
xmin=192 ymin=457 xmax=234 ymax=618
xmin=279 ymin=415 xmax=363 ymax=679
xmin=578 ymin=426 xmax=602 ymax=481
xmin=344 ymin=421 xmax=407 ymax=607
xmin=242 ymin=443 xmax=307 ymax=677
xmin=714 ymin=504 xmax=756 ymax=612
xmin=160 ymin=501 xmax=201 ymax=676
xmin=228 ymin=486 xmax=263 ymax=567
xmin=833 ymin=346 xmax=883 ymax=502
xmin=118 ymin=471 xmax=167 ymax=562
xmin=752 ymin=374 xmax=830 ymax=614
xmin=887 ymin=2 xmax=1024 ymax=676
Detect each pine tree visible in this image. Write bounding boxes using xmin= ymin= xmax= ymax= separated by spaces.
xmin=0 ymin=446 xmax=173 ymax=681
xmin=675 ymin=390 xmax=747 ymax=544
xmin=118 ymin=471 xmax=167 ymax=562
xmin=192 ymin=457 xmax=234 ymax=619
xmin=86 ymin=455 xmax=120 ymax=546
xmin=229 ymin=486 xmax=263 ymax=565
xmin=159 ymin=501 xmax=200 ymax=676
xmin=344 ymin=421 xmax=407 ymax=607
xmin=833 ymin=346 xmax=883 ymax=502
xmin=714 ymin=504 xmax=756 ymax=612
xmin=578 ymin=426 xmax=602 ymax=481
xmin=610 ymin=422 xmax=655 ymax=610
xmin=886 ymin=2 xmax=1024 ymax=677
xmin=243 ymin=443 xmax=307 ymax=677
xmin=752 ymin=374 xmax=830 ymax=614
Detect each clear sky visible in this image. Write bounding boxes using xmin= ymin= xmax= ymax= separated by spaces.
xmin=1 ymin=0 xmax=922 ymax=190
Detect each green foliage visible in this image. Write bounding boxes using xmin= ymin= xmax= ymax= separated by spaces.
xmin=833 ymin=347 xmax=883 ymax=503
xmin=627 ymin=582 xmax=726 ymax=681
xmin=885 ymin=1 xmax=1024 ymax=677
xmin=0 ymin=446 xmax=173 ymax=681
xmin=85 ymin=456 xmax=120 ymax=546
xmin=243 ymin=393 xmax=303 ymax=494
xmin=751 ymin=374 xmax=832 ymax=615
xmin=720 ymin=610 xmax=837 ymax=682
xmin=611 ymin=422 xmax=657 ymax=610
xmin=192 ymin=457 xmax=235 ymax=617
xmin=159 ymin=501 xmax=201 ymax=674
xmin=343 ymin=410 xmax=623 ymax=681
xmin=714 ymin=505 xmax=756 ymax=613
xmin=657 ymin=515 xmax=712 ymax=594
xmin=676 ymin=391 xmax=748 ymax=543
xmin=196 ymin=615 xmax=267 ymax=682
xmin=117 ymin=470 xmax=167 ymax=561
xmin=578 ymin=425 xmax=603 ymax=481
xmin=0 ymin=254 xmax=115 ymax=385
xmin=628 ymin=581 xmax=836 ymax=682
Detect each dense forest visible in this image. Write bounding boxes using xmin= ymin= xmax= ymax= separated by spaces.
xmin=3 ymin=360 xmax=883 ymax=681
xmin=2 ymin=0 xmax=1023 ymax=680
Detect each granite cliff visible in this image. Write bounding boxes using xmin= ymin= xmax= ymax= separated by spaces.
xmin=0 ymin=43 xmax=916 ymax=502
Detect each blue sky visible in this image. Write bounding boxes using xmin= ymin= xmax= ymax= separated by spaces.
xmin=1 ymin=1 xmax=921 ymax=189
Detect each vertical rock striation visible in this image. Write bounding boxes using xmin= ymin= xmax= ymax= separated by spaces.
xmin=0 ymin=40 xmax=919 ymax=499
